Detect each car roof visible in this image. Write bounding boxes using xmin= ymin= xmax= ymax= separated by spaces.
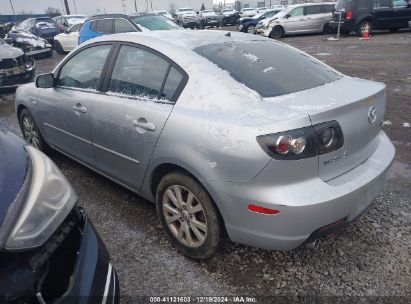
xmin=87 ymin=12 xmax=155 ymax=21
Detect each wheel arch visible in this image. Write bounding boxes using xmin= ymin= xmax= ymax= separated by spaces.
xmin=148 ymin=162 xmax=228 ymax=234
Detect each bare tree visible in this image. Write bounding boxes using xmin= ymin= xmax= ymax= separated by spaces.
xmin=45 ymin=7 xmax=61 ymax=15
xmin=200 ymin=3 xmax=205 ymax=11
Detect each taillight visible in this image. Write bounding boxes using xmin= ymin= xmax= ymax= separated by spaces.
xmin=257 ymin=121 xmax=344 ymax=160
xmin=346 ymin=11 xmax=353 ymax=20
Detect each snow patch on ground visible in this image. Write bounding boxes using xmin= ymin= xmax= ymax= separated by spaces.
xmin=263 ymin=67 xmax=275 ymax=73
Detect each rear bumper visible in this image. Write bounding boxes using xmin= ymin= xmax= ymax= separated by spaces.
xmin=329 ymin=20 xmax=356 ymax=32
xmin=208 ymin=131 xmax=395 ymax=250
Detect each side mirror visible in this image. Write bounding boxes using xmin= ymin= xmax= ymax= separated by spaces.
xmin=36 ymin=73 xmax=55 ymax=89
xmin=285 ymin=14 xmax=290 ymax=19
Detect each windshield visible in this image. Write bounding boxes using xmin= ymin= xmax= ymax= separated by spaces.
xmin=203 ymin=11 xmax=216 ymax=16
xmin=243 ymin=8 xmax=255 ymax=11
xmin=131 ymin=15 xmax=179 ymax=30
xmin=179 ymin=9 xmax=195 ymax=13
xmin=194 ymin=41 xmax=340 ymax=98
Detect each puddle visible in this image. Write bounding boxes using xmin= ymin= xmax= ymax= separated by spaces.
xmin=388 ymin=161 xmax=411 ymax=179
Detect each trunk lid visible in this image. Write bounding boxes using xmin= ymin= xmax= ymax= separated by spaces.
xmin=264 ymin=76 xmax=386 ymax=181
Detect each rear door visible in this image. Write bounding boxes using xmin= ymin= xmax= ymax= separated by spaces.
xmin=284 ymin=6 xmax=307 ymax=33
xmin=61 ymin=23 xmax=81 ymax=51
xmin=304 ymin=5 xmax=326 ymax=32
xmin=372 ymin=0 xmax=394 ymax=29
xmin=38 ymin=43 xmax=113 ymax=166
xmin=392 ymin=0 xmax=411 ymax=27
xmin=90 ymin=44 xmax=187 ymax=190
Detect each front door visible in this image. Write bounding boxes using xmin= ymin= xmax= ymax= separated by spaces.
xmin=38 ymin=44 xmax=112 ymax=166
xmin=372 ymin=0 xmax=395 ymax=29
xmin=90 ymin=44 xmax=186 ymax=190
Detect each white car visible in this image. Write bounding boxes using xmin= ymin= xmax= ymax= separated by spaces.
xmin=257 ymin=7 xmax=269 ymax=13
xmin=54 ymin=15 xmax=87 ymax=31
xmin=240 ymin=8 xmax=257 ymax=17
xmin=54 ymin=23 xmax=82 ymax=54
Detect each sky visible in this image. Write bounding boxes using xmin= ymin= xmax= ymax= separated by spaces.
xmin=1 ymin=0 xmax=224 ymax=16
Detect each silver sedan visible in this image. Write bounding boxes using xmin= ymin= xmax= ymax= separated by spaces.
xmin=15 ymin=30 xmax=395 ymax=259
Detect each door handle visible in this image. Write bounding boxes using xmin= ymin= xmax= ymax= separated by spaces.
xmin=72 ymin=104 xmax=87 ymax=113
xmin=133 ymin=120 xmax=156 ymax=132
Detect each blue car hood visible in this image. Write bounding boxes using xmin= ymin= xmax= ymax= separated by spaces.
xmin=0 ymin=125 xmax=28 ymax=226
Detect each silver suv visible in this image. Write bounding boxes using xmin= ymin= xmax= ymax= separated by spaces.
xmin=256 ymin=2 xmax=335 ymax=38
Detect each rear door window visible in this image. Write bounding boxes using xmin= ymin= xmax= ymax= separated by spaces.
xmin=373 ymin=0 xmax=392 ymax=8
xmin=194 ymin=41 xmax=340 ymax=98
xmin=108 ymin=45 xmax=170 ymax=99
xmin=162 ymin=67 xmax=184 ymax=100
xmin=95 ymin=19 xmax=113 ymax=34
xmin=305 ymin=5 xmax=323 ymax=15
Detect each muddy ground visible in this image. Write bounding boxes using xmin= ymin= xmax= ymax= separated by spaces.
xmin=0 ymin=30 xmax=410 ymax=302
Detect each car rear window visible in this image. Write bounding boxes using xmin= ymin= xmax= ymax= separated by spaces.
xmin=194 ymin=41 xmax=340 ymax=98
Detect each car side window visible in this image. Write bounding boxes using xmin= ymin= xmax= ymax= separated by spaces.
xmin=69 ymin=24 xmax=80 ymax=33
xmin=322 ymin=5 xmax=335 ymax=13
xmin=114 ymin=19 xmax=136 ymax=33
xmin=289 ymin=7 xmax=304 ymax=17
xmin=392 ymin=0 xmax=407 ymax=7
xmin=265 ymin=11 xmax=277 ymax=18
xmin=305 ymin=6 xmax=323 ymax=15
xmin=373 ymin=0 xmax=392 ymax=8
xmin=58 ymin=45 xmax=111 ymax=90
xmin=108 ymin=45 xmax=170 ymax=100
xmin=162 ymin=67 xmax=184 ymax=100
xmin=95 ymin=19 xmax=113 ymax=34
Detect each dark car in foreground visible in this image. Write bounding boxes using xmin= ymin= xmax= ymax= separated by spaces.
xmin=330 ymin=0 xmax=411 ymax=36
xmin=79 ymin=13 xmax=180 ymax=44
xmin=0 ymin=39 xmax=35 ymax=89
xmin=237 ymin=9 xmax=281 ymax=33
xmin=13 ymin=17 xmax=60 ymax=43
xmin=0 ymin=125 xmax=119 ymax=303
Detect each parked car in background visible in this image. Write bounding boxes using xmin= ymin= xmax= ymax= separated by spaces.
xmin=0 ymin=39 xmax=35 ymax=89
xmin=13 ymin=17 xmax=60 ymax=43
xmin=54 ymin=23 xmax=83 ymax=54
xmin=256 ymin=3 xmax=335 ymax=38
xmin=237 ymin=9 xmax=282 ymax=33
xmin=330 ymin=0 xmax=411 ymax=36
xmin=219 ymin=8 xmax=241 ymax=25
xmin=198 ymin=10 xmax=220 ymax=28
xmin=0 ymin=124 xmax=119 ymax=303
xmin=257 ymin=7 xmax=269 ymax=13
xmin=272 ymin=5 xmax=285 ymax=10
xmin=4 ymin=30 xmax=52 ymax=58
xmin=240 ymin=7 xmax=258 ymax=17
xmin=79 ymin=13 xmax=180 ymax=43
xmin=175 ymin=8 xmax=198 ymax=28
xmin=152 ymin=10 xmax=174 ymax=20
xmin=16 ymin=30 xmax=395 ymax=259
xmin=54 ymin=14 xmax=87 ymax=32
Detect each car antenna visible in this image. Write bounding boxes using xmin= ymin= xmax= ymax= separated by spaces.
xmin=225 ymin=32 xmax=231 ymax=37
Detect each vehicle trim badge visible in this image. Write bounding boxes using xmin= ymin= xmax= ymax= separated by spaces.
xmin=368 ymin=106 xmax=377 ymax=124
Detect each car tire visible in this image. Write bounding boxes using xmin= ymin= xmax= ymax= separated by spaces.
xmin=322 ymin=23 xmax=333 ymax=35
xmin=247 ymin=25 xmax=255 ymax=34
xmin=357 ymin=20 xmax=372 ymax=37
xmin=269 ymin=26 xmax=284 ymax=39
xmin=156 ymin=171 xmax=225 ymax=259
xmin=19 ymin=108 xmax=50 ymax=152
xmin=54 ymin=41 xmax=65 ymax=54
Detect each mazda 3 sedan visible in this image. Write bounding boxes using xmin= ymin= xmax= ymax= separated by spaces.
xmin=0 ymin=124 xmax=118 ymax=302
xmin=15 ymin=30 xmax=395 ymax=259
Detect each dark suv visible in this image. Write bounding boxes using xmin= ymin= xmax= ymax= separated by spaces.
xmin=79 ymin=13 xmax=180 ymax=44
xmin=330 ymin=0 xmax=411 ymax=36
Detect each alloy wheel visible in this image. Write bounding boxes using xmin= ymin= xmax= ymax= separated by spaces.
xmin=162 ymin=185 xmax=208 ymax=248
xmin=22 ymin=116 xmax=40 ymax=148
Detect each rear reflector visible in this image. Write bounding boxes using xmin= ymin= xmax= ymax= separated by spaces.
xmin=248 ymin=204 xmax=280 ymax=215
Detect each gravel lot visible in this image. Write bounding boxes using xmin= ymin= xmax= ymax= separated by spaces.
xmin=1 ymin=30 xmax=410 ymax=302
